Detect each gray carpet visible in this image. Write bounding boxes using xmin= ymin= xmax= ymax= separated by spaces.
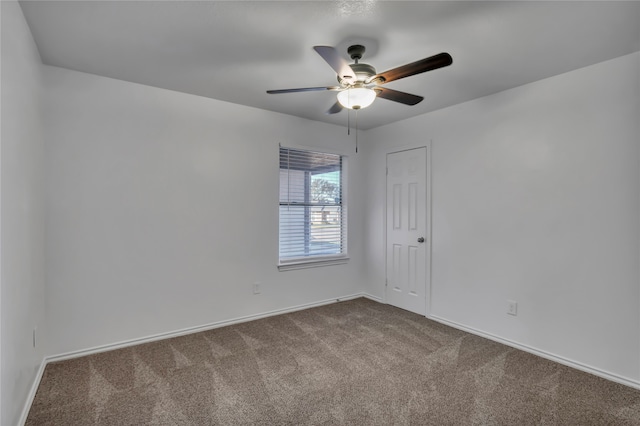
xmin=26 ymin=298 xmax=640 ymax=425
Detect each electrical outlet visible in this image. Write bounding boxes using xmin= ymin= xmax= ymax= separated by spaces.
xmin=507 ymin=300 xmax=518 ymax=316
xmin=253 ymin=282 xmax=261 ymax=295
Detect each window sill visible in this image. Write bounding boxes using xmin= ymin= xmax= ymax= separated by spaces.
xmin=278 ymin=256 xmax=350 ymax=271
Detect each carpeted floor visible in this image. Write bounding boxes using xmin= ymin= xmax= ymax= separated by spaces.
xmin=26 ymin=298 xmax=640 ymax=425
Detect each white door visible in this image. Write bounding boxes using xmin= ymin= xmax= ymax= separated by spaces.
xmin=386 ymin=147 xmax=427 ymax=315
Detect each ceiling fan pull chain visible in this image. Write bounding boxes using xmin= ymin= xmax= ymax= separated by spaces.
xmin=355 ymin=109 xmax=359 ymax=153
xmin=348 ymin=90 xmax=351 ymax=135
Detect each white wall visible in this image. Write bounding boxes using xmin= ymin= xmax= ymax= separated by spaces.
xmin=0 ymin=1 xmax=46 ymax=425
xmin=364 ymin=52 xmax=640 ymax=382
xmin=43 ymin=65 xmax=366 ymax=356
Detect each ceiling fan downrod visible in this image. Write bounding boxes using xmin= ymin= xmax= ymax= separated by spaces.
xmin=348 ymin=44 xmax=365 ymax=63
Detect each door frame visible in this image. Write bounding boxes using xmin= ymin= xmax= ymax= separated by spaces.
xmin=383 ymin=142 xmax=433 ymax=317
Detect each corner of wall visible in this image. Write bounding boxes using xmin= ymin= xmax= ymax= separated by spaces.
xmin=1 ymin=1 xmax=47 ymax=424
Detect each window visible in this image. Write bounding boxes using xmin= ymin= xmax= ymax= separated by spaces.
xmin=279 ymin=147 xmax=347 ymax=269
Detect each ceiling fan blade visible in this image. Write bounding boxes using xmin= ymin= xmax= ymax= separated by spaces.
xmin=373 ymin=52 xmax=452 ymax=84
xmin=374 ymin=87 xmax=424 ymax=106
xmin=313 ymin=46 xmax=356 ymax=81
xmin=326 ymin=101 xmax=343 ymax=115
xmin=267 ymin=86 xmax=341 ymax=94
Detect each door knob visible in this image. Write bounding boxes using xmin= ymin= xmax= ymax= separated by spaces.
xmin=417 ymin=237 xmax=425 ymax=243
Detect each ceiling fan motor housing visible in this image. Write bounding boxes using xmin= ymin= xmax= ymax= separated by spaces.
xmin=338 ymin=63 xmax=376 ymax=85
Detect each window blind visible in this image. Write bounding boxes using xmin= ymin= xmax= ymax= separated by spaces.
xmin=279 ymin=147 xmax=346 ymax=263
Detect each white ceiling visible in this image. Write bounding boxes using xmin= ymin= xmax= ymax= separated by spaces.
xmin=19 ymin=1 xmax=640 ymax=130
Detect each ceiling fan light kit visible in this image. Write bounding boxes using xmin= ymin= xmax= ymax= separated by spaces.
xmin=337 ymin=87 xmax=377 ymax=110
xmin=267 ymin=44 xmax=453 ymax=115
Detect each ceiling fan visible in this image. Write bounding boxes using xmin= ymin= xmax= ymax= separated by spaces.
xmin=267 ymin=44 xmax=452 ymax=114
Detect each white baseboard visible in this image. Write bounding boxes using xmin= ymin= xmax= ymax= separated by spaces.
xmin=362 ymin=293 xmax=382 ymax=303
xmin=44 ymin=293 xmax=367 ymax=364
xmin=429 ymin=314 xmax=640 ymax=391
xmin=18 ymin=358 xmax=47 ymax=426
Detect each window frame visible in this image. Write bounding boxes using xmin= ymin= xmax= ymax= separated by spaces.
xmin=278 ymin=145 xmax=349 ymax=271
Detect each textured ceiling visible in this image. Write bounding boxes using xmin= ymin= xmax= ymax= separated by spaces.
xmin=20 ymin=1 xmax=640 ymax=130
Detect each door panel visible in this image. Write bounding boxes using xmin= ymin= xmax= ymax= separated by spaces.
xmin=386 ymin=147 xmax=427 ymax=315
